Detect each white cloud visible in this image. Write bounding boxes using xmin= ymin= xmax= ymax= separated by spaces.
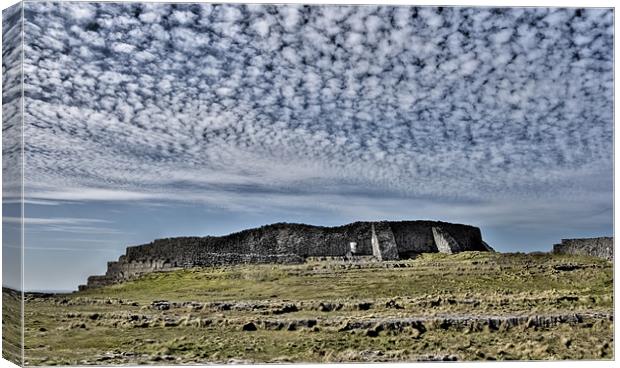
xmin=111 ymin=42 xmax=135 ymax=53
xmin=253 ymin=18 xmax=270 ymax=37
xmin=139 ymin=12 xmax=160 ymax=23
xmin=19 ymin=3 xmax=612 ymax=230
xmin=460 ymin=58 xmax=480 ymax=76
xmin=67 ymin=3 xmax=96 ymax=22
xmin=3 ymin=216 xmax=110 ymax=225
xmin=171 ymin=10 xmax=196 ymax=25
xmin=491 ymin=28 xmax=514 ymax=44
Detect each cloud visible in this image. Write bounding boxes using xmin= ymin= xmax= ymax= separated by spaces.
xmin=2 ymin=216 xmax=110 ymax=225
xmin=3 ymin=199 xmax=64 ymax=206
xmin=2 ymin=2 xmax=23 ymax=202
xmin=24 ymin=246 xmax=118 ymax=253
xmin=3 ymin=216 xmax=121 ymax=235
xmin=19 ymin=4 xmax=612 ymax=229
xmin=29 ymin=187 xmax=161 ymax=202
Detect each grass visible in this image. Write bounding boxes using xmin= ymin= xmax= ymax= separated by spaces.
xmin=78 ymin=252 xmax=612 ymax=303
xmin=12 ymin=251 xmax=614 ymax=364
xmin=2 ymin=288 xmax=22 ymax=365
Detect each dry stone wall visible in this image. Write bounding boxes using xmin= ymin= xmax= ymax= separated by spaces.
xmin=389 ymin=221 xmax=485 ymax=257
xmin=374 ymin=222 xmax=399 ymax=260
xmin=80 ymin=220 xmax=491 ymax=290
xmin=553 ymin=237 xmax=613 ymax=261
xmin=432 ymin=227 xmax=463 ymax=254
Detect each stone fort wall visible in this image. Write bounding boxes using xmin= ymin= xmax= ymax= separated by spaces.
xmin=553 ymin=237 xmax=613 ymax=261
xmin=80 ymin=220 xmax=490 ymax=290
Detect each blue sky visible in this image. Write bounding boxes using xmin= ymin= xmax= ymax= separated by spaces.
xmin=7 ymin=3 xmax=614 ymax=291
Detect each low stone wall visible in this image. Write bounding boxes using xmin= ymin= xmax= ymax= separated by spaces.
xmin=553 ymin=237 xmax=613 ymax=261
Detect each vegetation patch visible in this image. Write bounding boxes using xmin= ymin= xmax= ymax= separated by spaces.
xmin=13 ymin=252 xmax=614 ymax=364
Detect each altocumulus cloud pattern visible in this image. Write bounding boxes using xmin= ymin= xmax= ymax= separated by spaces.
xmin=22 ymin=3 xmax=612 ymax=214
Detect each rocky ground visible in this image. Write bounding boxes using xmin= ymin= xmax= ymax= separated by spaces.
xmin=4 ymin=252 xmax=614 ymax=364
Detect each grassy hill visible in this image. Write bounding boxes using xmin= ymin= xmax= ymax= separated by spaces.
xmin=11 ymin=252 xmax=614 ymax=364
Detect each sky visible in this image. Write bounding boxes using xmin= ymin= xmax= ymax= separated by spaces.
xmin=4 ymin=3 xmax=614 ymax=291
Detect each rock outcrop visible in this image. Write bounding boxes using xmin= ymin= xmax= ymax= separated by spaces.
xmin=553 ymin=237 xmax=613 ymax=261
xmin=80 ymin=220 xmax=492 ymax=290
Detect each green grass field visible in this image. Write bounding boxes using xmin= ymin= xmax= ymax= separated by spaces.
xmin=7 ymin=252 xmax=613 ymax=364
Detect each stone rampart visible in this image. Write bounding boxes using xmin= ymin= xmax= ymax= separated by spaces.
xmin=553 ymin=237 xmax=613 ymax=261
xmin=389 ymin=221 xmax=484 ymax=257
xmin=79 ymin=220 xmax=492 ymax=290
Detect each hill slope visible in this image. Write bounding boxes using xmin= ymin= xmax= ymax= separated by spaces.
xmin=19 ymin=252 xmax=613 ymax=364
